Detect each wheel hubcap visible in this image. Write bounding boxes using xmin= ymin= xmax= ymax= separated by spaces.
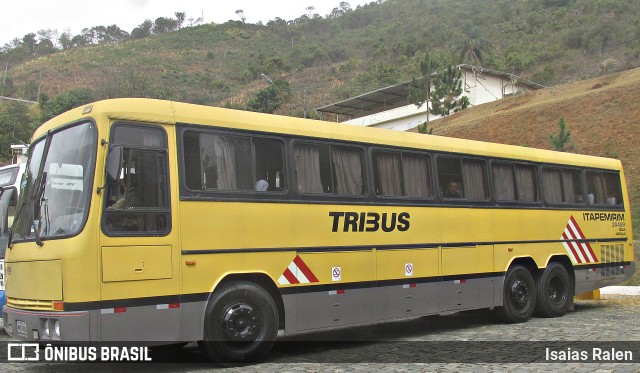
xmin=547 ymin=276 xmax=566 ymax=305
xmin=222 ymin=303 xmax=261 ymax=343
xmin=510 ymin=279 xmax=530 ymax=311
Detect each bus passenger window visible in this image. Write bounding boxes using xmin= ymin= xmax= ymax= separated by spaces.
xmin=438 ymin=157 xmax=487 ymax=200
xmin=603 ymin=173 xmax=622 ymax=205
xmin=200 ymin=134 xmax=252 ymax=191
xmin=294 ymin=144 xmax=364 ymax=196
xmin=493 ymin=163 xmax=538 ymax=202
xmin=183 ymin=131 xmax=285 ymax=193
xmin=542 ymin=168 xmax=562 ymax=203
xmin=331 ymin=146 xmax=364 ymax=195
xmin=586 ymin=171 xmax=622 ymax=205
xmin=492 ymin=163 xmax=515 ymax=201
xmin=402 ymin=154 xmax=432 ymax=198
xmin=542 ymin=168 xmax=583 ymax=205
xmin=254 ymin=138 xmax=285 ymax=192
xmin=515 ymin=165 xmax=538 ymax=202
xmin=563 ymin=170 xmax=583 ymax=203
xmin=294 ymin=144 xmax=331 ymax=194
xmin=374 ymin=152 xmax=403 ymax=197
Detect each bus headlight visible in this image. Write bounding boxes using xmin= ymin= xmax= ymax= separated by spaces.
xmin=54 ymin=320 xmax=60 ymax=338
xmin=44 ymin=319 xmax=51 ymax=337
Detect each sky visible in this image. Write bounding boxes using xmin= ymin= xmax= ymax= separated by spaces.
xmin=1 ymin=0 xmax=372 ymax=46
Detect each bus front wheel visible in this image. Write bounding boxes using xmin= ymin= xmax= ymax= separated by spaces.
xmin=497 ymin=265 xmax=536 ymax=323
xmin=200 ymin=281 xmax=278 ymax=363
xmin=534 ymin=262 xmax=571 ymax=317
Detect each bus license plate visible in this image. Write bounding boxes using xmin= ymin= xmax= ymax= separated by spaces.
xmin=16 ymin=320 xmax=27 ymax=336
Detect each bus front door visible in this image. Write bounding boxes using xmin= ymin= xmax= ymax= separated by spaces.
xmin=98 ymin=123 xmax=180 ymax=342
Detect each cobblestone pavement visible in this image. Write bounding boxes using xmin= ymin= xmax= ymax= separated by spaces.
xmin=1 ymin=298 xmax=639 ymax=372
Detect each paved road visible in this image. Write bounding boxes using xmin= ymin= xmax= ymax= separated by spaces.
xmin=1 ymin=298 xmax=639 ymax=372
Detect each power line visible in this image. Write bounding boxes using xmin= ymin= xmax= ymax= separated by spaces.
xmin=0 ymin=96 xmax=37 ymax=104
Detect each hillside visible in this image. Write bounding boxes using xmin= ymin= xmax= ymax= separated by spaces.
xmin=425 ymin=67 xmax=640 ymax=233
xmin=3 ymin=0 xmax=640 ymax=114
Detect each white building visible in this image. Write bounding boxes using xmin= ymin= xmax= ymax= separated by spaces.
xmin=317 ymin=65 xmax=545 ymax=131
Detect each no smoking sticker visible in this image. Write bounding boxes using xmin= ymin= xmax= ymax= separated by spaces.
xmin=405 ymin=263 xmax=413 ymax=277
xmin=332 ymin=267 xmax=342 ymax=281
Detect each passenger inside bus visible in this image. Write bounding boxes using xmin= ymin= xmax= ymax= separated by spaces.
xmin=108 ymin=178 xmax=140 ymax=209
xmin=444 ymin=180 xmax=463 ymax=198
xmin=256 ymin=179 xmax=269 ymax=191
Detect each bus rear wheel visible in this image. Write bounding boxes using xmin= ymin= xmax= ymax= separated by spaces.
xmin=497 ymin=265 xmax=536 ymax=323
xmin=534 ymin=262 xmax=571 ymax=317
xmin=200 ymin=281 xmax=278 ymax=363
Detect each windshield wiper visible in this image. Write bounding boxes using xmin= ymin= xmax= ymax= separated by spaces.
xmin=31 ymin=171 xmax=47 ymax=247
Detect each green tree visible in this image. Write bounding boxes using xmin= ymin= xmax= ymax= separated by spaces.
xmin=40 ymin=88 xmax=95 ymax=122
xmin=247 ymin=80 xmax=290 ymax=114
xmin=175 ymin=12 xmax=186 ymax=29
xmin=430 ymin=65 xmax=469 ymax=117
xmin=408 ymin=51 xmax=439 ymax=127
xmin=131 ymin=20 xmax=153 ymax=39
xmin=153 ymin=17 xmax=178 ymax=34
xmin=235 ymin=10 xmax=246 ymax=25
xmin=0 ymin=102 xmax=36 ymax=161
xmin=550 ymin=116 xmax=573 ymax=152
xmin=452 ymin=25 xmax=491 ymax=65
xmin=417 ymin=121 xmax=433 ymax=134
xmin=21 ymin=33 xmax=37 ymax=55
xmin=59 ymin=32 xmax=73 ymax=50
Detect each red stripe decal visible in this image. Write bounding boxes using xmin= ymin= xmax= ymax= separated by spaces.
xmin=282 ymin=268 xmax=299 ymax=284
xmin=169 ymin=303 xmax=180 ymax=309
xmin=337 ymin=289 xmax=345 ymax=294
xmin=567 ymin=221 xmax=591 ymax=262
xmin=293 ymin=255 xmax=319 ymax=282
xmin=562 ymin=231 xmax=582 ymax=263
xmin=569 ymin=216 xmax=586 ymax=238
xmin=569 ymin=216 xmax=598 ymax=262
xmin=583 ymin=242 xmax=598 ymax=262
xmin=114 ymin=307 xmax=127 ymax=313
xmin=410 ymin=284 xmax=416 ymax=288
xmin=570 ymin=215 xmax=598 ymax=262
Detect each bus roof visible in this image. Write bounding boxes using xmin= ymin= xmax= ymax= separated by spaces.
xmin=35 ymin=98 xmax=621 ymax=171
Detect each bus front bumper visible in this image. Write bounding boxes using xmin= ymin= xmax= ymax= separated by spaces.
xmin=3 ymin=305 xmax=91 ymax=342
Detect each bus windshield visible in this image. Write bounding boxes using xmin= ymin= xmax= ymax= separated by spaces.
xmin=12 ymin=122 xmax=96 ymax=243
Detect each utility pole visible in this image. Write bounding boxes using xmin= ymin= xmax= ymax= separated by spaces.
xmin=303 ymin=87 xmax=307 ymax=118
xmin=2 ymin=62 xmax=8 ymax=97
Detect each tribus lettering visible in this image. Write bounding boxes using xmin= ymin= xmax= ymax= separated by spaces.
xmin=329 ymin=212 xmax=410 ymax=232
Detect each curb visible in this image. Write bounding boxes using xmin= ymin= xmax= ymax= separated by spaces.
xmin=599 ymin=286 xmax=640 ymax=297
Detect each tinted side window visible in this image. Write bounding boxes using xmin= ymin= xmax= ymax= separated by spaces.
xmin=542 ymin=168 xmax=583 ymax=205
xmin=493 ymin=163 xmax=538 ymax=202
xmin=294 ymin=143 xmax=365 ymax=196
xmin=402 ymin=154 xmax=432 ymax=198
xmin=183 ymin=130 xmax=286 ymax=192
xmin=586 ymin=171 xmax=622 ymax=206
xmin=515 ymin=165 xmax=538 ymax=202
xmin=373 ymin=151 xmax=433 ymax=198
xmin=373 ymin=152 xmax=403 ymax=197
xmin=492 ymin=163 xmax=515 ymax=201
xmin=438 ymin=157 xmax=487 ymax=200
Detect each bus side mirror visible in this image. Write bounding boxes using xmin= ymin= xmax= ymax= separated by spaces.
xmin=106 ymin=146 xmax=123 ymax=183
xmin=0 ymin=186 xmax=17 ymax=254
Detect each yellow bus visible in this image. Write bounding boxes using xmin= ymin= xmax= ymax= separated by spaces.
xmin=2 ymin=98 xmax=635 ymax=363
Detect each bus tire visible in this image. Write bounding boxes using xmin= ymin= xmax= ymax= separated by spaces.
xmin=200 ymin=281 xmax=278 ymax=363
xmin=534 ymin=262 xmax=571 ymax=317
xmin=497 ymin=265 xmax=536 ymax=323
